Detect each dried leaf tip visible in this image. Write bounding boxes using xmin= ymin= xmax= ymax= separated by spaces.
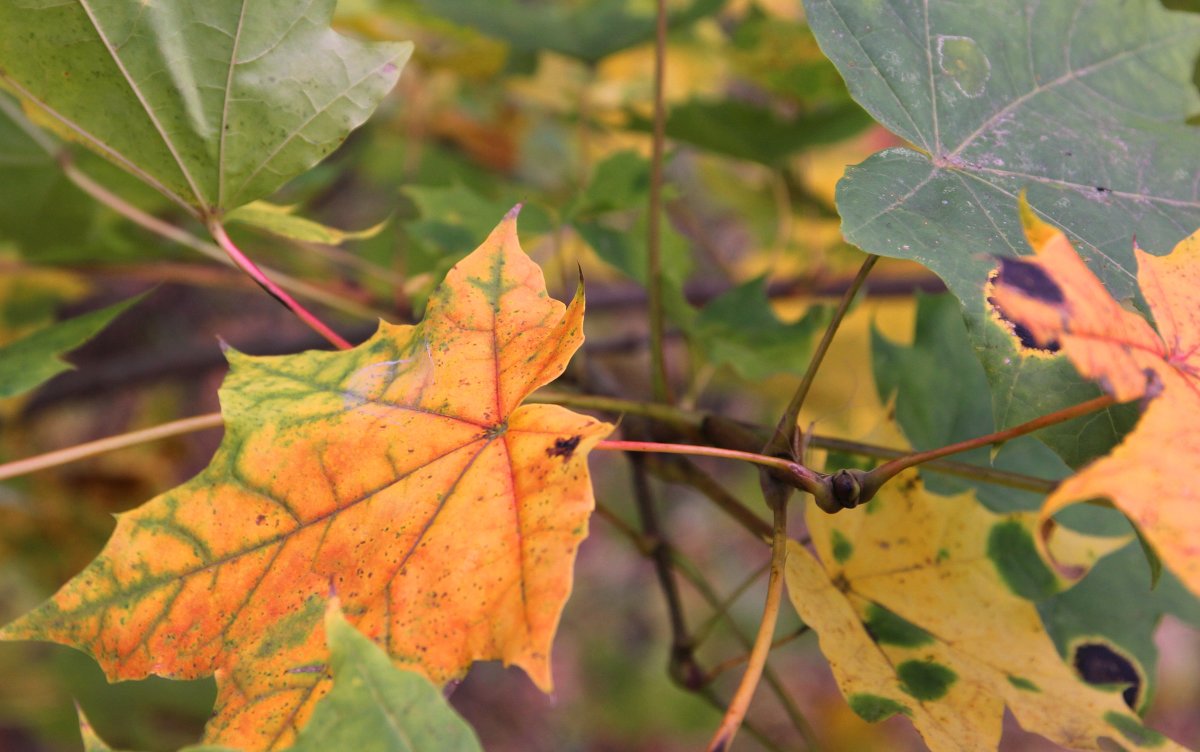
xmin=504 ymin=203 xmax=524 ymax=221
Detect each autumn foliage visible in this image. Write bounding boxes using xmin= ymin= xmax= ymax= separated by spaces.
xmin=2 ymin=1 xmax=1200 ymax=752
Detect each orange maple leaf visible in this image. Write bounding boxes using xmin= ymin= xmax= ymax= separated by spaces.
xmin=987 ymin=202 xmax=1200 ymax=599
xmin=0 ymin=209 xmax=613 ymax=749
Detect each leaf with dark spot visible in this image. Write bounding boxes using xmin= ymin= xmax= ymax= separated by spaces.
xmin=0 ymin=214 xmax=612 ymax=749
xmin=785 ymin=471 xmax=1169 ymax=750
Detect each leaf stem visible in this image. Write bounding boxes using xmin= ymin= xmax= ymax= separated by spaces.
xmin=767 ymin=254 xmax=878 ymax=454
xmin=706 ymin=497 xmax=789 ymax=752
xmin=646 ymin=0 xmax=673 ymax=403
xmin=0 ymin=413 xmax=224 ymax=482
xmin=812 ymin=436 xmax=1055 ymax=493
xmin=596 ymin=439 xmax=824 ymax=495
xmin=60 ymin=161 xmax=383 ymax=322
xmin=856 ymin=393 xmax=1117 ymax=502
xmin=207 ymin=220 xmax=353 ymax=350
xmin=542 ymin=392 xmax=1056 ymax=492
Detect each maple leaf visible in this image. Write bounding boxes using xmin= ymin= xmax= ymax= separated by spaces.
xmin=78 ymin=599 xmax=482 ymax=752
xmin=987 ymin=204 xmax=1200 ymax=600
xmin=0 ymin=210 xmax=613 ymax=749
xmin=786 ymin=474 xmax=1176 ymax=751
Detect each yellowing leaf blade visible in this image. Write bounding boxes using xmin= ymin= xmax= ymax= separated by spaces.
xmin=0 ymin=211 xmax=612 ymax=749
xmin=988 ymin=211 xmax=1200 ymax=599
xmin=788 ymin=476 xmax=1182 ymax=751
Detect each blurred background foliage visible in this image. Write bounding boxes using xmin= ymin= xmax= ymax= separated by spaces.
xmin=1 ymin=0 xmax=1198 ymax=750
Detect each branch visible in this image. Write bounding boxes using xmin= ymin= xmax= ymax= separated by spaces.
xmin=705 ymin=495 xmax=789 ymax=752
xmin=646 ymin=0 xmax=672 ymax=403
xmin=0 ymin=413 xmax=223 ymax=481
xmin=627 ymin=453 xmax=703 ymax=689
xmin=766 ymin=254 xmax=878 ymax=456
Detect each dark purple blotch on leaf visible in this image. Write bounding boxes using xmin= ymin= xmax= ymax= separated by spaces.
xmin=1073 ymin=642 xmax=1141 ymax=709
xmin=547 ymin=435 xmax=582 ymax=460
xmin=996 ymin=257 xmax=1065 ymax=304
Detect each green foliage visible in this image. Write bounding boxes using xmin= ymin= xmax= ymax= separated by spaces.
xmin=412 ymin=0 xmax=723 ymax=64
xmin=871 ymin=293 xmax=1070 ymax=510
xmin=1 ymin=0 xmax=1199 ymax=750
xmin=0 ymin=0 xmax=410 ymax=212
xmin=808 ymin=0 xmax=1200 ymax=465
xmin=694 ymin=277 xmax=828 ymax=379
xmin=79 ymin=604 xmax=482 ymax=752
xmin=626 ymin=98 xmax=871 ymax=166
xmin=0 ymin=295 xmax=143 ymax=399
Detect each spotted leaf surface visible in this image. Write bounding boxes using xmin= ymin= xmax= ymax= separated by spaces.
xmin=0 ymin=0 xmax=411 ymax=212
xmin=1 ymin=212 xmax=612 ymax=749
xmin=988 ymin=207 xmax=1200 ymax=599
xmin=807 ymin=0 xmax=1200 ymax=466
xmin=785 ymin=474 xmax=1176 ymax=751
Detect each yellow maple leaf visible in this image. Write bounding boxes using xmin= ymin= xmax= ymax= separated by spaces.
xmin=987 ymin=205 xmax=1200 ymax=599
xmin=786 ymin=473 xmax=1173 ymax=751
xmin=0 ymin=210 xmax=613 ymax=749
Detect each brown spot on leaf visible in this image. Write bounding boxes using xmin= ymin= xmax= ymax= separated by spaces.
xmin=547 ymin=435 xmax=581 ymax=460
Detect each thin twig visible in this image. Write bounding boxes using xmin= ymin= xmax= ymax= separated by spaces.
xmin=692 ymin=562 xmax=770 ymax=646
xmin=651 ymin=458 xmax=772 ymax=541
xmin=767 ymin=254 xmax=878 ymax=456
xmin=646 ymin=0 xmax=673 ymax=403
xmin=705 ymin=627 xmax=811 ymax=682
xmin=207 ymin=220 xmax=353 ymax=350
xmin=810 ymin=435 xmax=1056 ymax=493
xmin=628 ymin=454 xmax=702 ymax=689
xmin=706 ymin=497 xmax=790 ymax=752
xmin=595 ymin=503 xmax=816 ymax=749
xmin=0 ymin=414 xmax=224 ymax=482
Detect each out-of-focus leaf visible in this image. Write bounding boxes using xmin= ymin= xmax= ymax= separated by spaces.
xmin=0 ymin=97 xmax=97 ymax=253
xmin=0 ymin=295 xmax=143 ymax=400
xmin=413 ymin=0 xmax=724 ymax=64
xmin=1 ymin=213 xmax=611 ymax=749
xmin=0 ymin=1 xmax=411 ymax=212
xmin=693 ymin=277 xmax=828 ymax=379
xmin=728 ymin=7 xmax=852 ymax=105
xmin=870 ymin=292 xmax=1074 ymax=511
xmin=626 ymin=98 xmax=871 ymax=166
xmin=78 ymin=601 xmax=482 ymax=752
xmin=225 ymin=202 xmax=388 ymax=246
xmin=786 ymin=476 xmax=1173 ymax=751
xmin=571 ymin=151 xmax=649 ymax=218
xmin=570 ymin=151 xmax=695 ymax=329
xmin=806 ymin=0 xmax=1200 ymax=465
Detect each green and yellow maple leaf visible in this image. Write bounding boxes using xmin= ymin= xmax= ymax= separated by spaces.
xmin=78 ymin=599 xmax=482 ymax=752
xmin=987 ymin=207 xmax=1200 ymax=599
xmin=0 ymin=211 xmax=612 ymax=749
xmin=786 ymin=473 xmax=1176 ymax=751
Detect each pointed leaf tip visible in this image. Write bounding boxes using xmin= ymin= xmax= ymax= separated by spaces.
xmin=505 ymin=203 xmax=523 ymax=221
